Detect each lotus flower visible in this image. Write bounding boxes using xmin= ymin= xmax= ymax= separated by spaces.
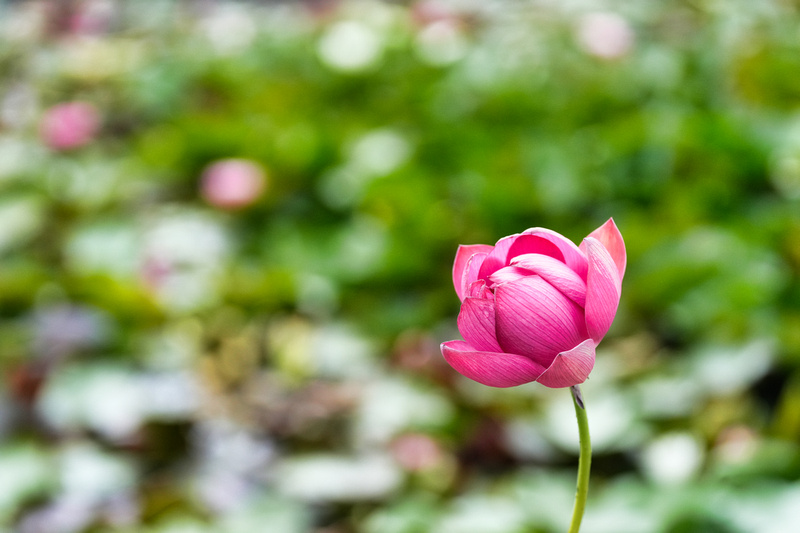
xmin=40 ymin=101 xmax=100 ymax=151
xmin=441 ymin=219 xmax=625 ymax=388
xmin=200 ymin=158 xmax=266 ymax=210
xmin=576 ymin=12 xmax=634 ymax=60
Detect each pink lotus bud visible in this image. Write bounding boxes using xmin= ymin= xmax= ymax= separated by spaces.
xmin=577 ymin=12 xmax=634 ymax=60
xmin=303 ymin=0 xmax=342 ymax=20
xmin=440 ymin=219 xmax=626 ymax=388
xmin=200 ymin=158 xmax=266 ymax=210
xmin=411 ymin=1 xmax=457 ymax=28
xmin=67 ymin=0 xmax=115 ymax=36
xmin=390 ymin=433 xmax=444 ymax=472
xmin=40 ymin=101 xmax=100 ymax=150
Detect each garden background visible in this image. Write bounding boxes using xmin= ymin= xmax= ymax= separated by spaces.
xmin=1 ymin=0 xmax=800 ymax=532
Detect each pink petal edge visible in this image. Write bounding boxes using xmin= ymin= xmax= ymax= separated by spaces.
xmin=441 ymin=340 xmax=546 ymax=388
xmin=582 ymin=237 xmax=621 ymax=343
xmin=476 ymin=233 xmax=522 ymax=282
xmin=510 ymin=253 xmax=587 ymax=308
xmin=506 ymin=234 xmax=565 ymax=263
xmin=466 ymin=280 xmax=493 ymax=299
xmin=453 ymin=244 xmax=493 ymax=300
xmin=478 ymin=233 xmax=568 ymax=282
xmin=488 ymin=266 xmax=530 ymax=288
xmin=460 ymin=251 xmax=490 ymax=302
xmin=523 ymin=227 xmax=589 ymax=279
xmin=535 ymin=338 xmax=596 ymax=388
xmin=584 ymin=218 xmax=626 ymax=280
xmin=457 ymin=297 xmax=502 ymax=353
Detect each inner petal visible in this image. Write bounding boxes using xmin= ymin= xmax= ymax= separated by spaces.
xmin=478 ymin=234 xmax=565 ymax=282
xmin=466 ymin=279 xmax=494 ymax=300
xmin=523 ymin=228 xmax=589 ymax=280
xmin=488 ymin=266 xmax=529 ymax=288
xmin=507 ymin=234 xmax=564 ymax=263
xmin=494 ymin=276 xmax=588 ymax=367
xmin=510 ymin=254 xmax=587 ymax=307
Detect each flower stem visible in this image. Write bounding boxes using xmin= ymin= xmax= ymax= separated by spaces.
xmin=567 ymin=385 xmax=591 ymax=533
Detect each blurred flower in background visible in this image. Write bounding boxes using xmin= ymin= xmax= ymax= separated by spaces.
xmin=576 ymin=12 xmax=634 ymax=60
xmin=31 ymin=303 xmax=111 ymax=362
xmin=66 ymin=0 xmax=116 ymax=37
xmin=200 ymin=158 xmax=267 ymax=210
xmin=39 ymin=101 xmax=100 ymax=151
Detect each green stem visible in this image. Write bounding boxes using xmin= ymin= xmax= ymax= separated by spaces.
xmin=567 ymin=385 xmax=591 ymax=533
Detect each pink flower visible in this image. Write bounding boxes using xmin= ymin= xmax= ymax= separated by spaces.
xmin=200 ymin=158 xmax=266 ymax=210
xmin=576 ymin=12 xmax=634 ymax=60
xmin=411 ymin=1 xmax=458 ymax=28
xmin=67 ymin=0 xmax=115 ymax=36
xmin=40 ymin=101 xmax=100 ymax=150
xmin=441 ymin=219 xmax=625 ymax=388
xmin=390 ymin=433 xmax=444 ymax=472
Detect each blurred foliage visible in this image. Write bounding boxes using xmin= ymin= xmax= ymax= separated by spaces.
xmin=1 ymin=0 xmax=800 ymax=532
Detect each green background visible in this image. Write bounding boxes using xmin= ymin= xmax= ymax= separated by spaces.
xmin=1 ymin=1 xmax=799 ymax=531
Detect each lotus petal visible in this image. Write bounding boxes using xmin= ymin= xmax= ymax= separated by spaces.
xmin=466 ymin=279 xmax=493 ymax=300
xmin=536 ymin=339 xmax=596 ymax=388
xmin=506 ymin=235 xmax=564 ymax=263
xmin=453 ymin=245 xmax=492 ymax=300
xmin=441 ymin=340 xmax=546 ymax=387
xmin=582 ymin=237 xmax=621 ymax=342
xmin=488 ymin=266 xmax=529 ymax=288
xmin=457 ymin=297 xmax=502 ymax=352
xmin=494 ymin=276 xmax=588 ymax=366
xmin=524 ymin=228 xmax=589 ymax=279
xmin=478 ymin=234 xmax=564 ymax=282
xmin=510 ymin=254 xmax=587 ymax=307
xmin=459 ymin=251 xmax=490 ymax=302
xmin=584 ymin=218 xmax=626 ymax=280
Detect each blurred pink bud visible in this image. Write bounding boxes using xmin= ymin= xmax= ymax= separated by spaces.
xmin=391 ymin=433 xmax=444 ymax=472
xmin=40 ymin=101 xmax=100 ymax=150
xmin=577 ymin=12 xmax=634 ymax=60
xmin=441 ymin=219 xmax=626 ymax=388
xmin=303 ymin=0 xmax=342 ymax=20
xmin=68 ymin=0 xmax=114 ymax=36
xmin=411 ymin=1 xmax=457 ymax=28
xmin=200 ymin=158 xmax=266 ymax=209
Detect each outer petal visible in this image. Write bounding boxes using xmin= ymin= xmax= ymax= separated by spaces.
xmin=441 ymin=340 xmax=546 ymax=388
xmin=477 ymin=234 xmax=564 ymax=282
xmin=494 ymin=276 xmax=588 ymax=366
xmin=583 ymin=218 xmax=626 ymax=280
xmin=453 ymin=244 xmax=493 ymax=300
xmin=523 ymin=228 xmax=589 ymax=279
xmin=536 ymin=339 xmax=596 ymax=388
xmin=582 ymin=237 xmax=621 ymax=343
xmin=510 ymin=254 xmax=587 ymax=307
xmin=457 ymin=297 xmax=502 ymax=353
